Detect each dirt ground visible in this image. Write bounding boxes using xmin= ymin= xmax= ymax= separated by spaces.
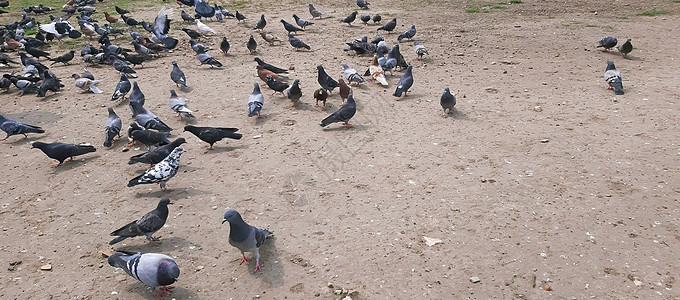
xmin=1 ymin=0 xmax=680 ymax=298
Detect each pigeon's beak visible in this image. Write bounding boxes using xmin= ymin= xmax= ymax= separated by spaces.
xmin=221 ymin=219 xmax=227 ymax=224
xmin=168 ymin=201 xmax=174 ymax=205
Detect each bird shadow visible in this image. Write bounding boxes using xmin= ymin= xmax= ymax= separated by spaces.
xmin=7 ymin=135 xmax=43 ymax=145
xmin=116 ymin=236 xmax=198 ymax=253
xmin=177 ymin=86 xmax=193 ymax=93
xmin=251 ymin=113 xmax=276 ymax=125
xmin=51 ymin=155 xmax=101 ymax=174
xmin=252 ymin=238 xmax=284 ymax=287
xmin=133 ymin=187 xmax=208 ymax=198
xmin=38 ymin=93 xmax=60 ymax=101
xmin=322 ymin=123 xmax=367 ymax=131
xmin=202 ymin=143 xmax=249 ymax=153
xmin=450 ymin=108 xmax=469 ymax=120
xmin=127 ymin=283 xmax=199 ymax=300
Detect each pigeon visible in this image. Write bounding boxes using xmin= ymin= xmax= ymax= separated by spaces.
xmin=111 ymin=72 xmax=131 ymax=101
xmin=151 ymin=7 xmax=179 ymax=50
xmin=107 ymin=251 xmax=180 ymax=298
xmin=109 ymin=198 xmax=173 ymax=245
xmin=196 ymin=49 xmax=223 ymax=67
xmin=247 ymin=34 xmax=257 ymax=54
xmin=377 ymin=47 xmax=396 ymax=75
xmin=37 ymin=71 xmax=64 ymax=97
xmin=292 ymin=14 xmax=314 ymax=29
xmin=360 ymin=14 xmax=370 ymax=25
xmin=414 ymin=41 xmax=428 ymax=60
xmin=104 ymin=108 xmax=122 ymax=147
xmin=604 ymin=60 xmax=624 ymax=95
xmin=288 ymin=33 xmax=310 ymax=51
xmin=596 ymin=36 xmax=617 ymax=51
xmin=181 ymin=10 xmax=194 ymax=22
xmin=340 ymin=11 xmax=358 ymax=27
xmin=254 ymin=14 xmax=266 ymax=31
xmin=617 ymin=39 xmax=632 ymax=58
xmin=377 ymin=17 xmax=396 ymax=32
xmin=130 ymin=101 xmax=173 ymax=132
xmin=286 ymin=79 xmax=302 ymax=107
xmin=170 ymin=62 xmax=187 ymax=89
xmin=256 ymin=65 xmax=288 ymax=82
xmin=357 ymin=0 xmax=370 ymax=9
xmin=317 ymin=65 xmax=338 ymax=93
xmin=280 ymin=19 xmax=304 ymax=35
xmin=168 ymin=90 xmax=193 ymax=118
xmin=128 ymin=123 xmax=171 ymax=148
xmin=389 ymin=44 xmax=409 ymax=70
xmin=320 ymin=94 xmax=356 ymax=128
xmin=195 ymin=19 xmax=216 ymax=34
xmin=259 ymin=31 xmax=281 ymax=45
xmin=393 ymin=65 xmax=413 ymax=97
xmin=235 ymin=10 xmax=246 ymax=22
xmin=248 ymin=82 xmax=264 ymax=118
xmin=308 ymin=4 xmax=326 ymax=19
xmin=372 ymin=14 xmax=381 ymax=24
xmin=31 ymin=142 xmax=96 ymax=167
xmin=0 ymin=114 xmax=45 ymax=141
xmin=49 ymin=50 xmax=75 ymax=65
xmin=398 ymin=25 xmax=416 ymax=41
xmin=314 ymin=88 xmax=328 ymax=110
xmin=115 ymin=6 xmax=130 ymax=15
xmin=266 ymin=75 xmax=289 ymax=96
xmin=19 ymin=52 xmax=46 ymax=70
xmin=184 ymin=126 xmax=242 ymax=149
xmin=220 ymin=37 xmax=230 ymax=56
xmin=440 ymin=87 xmax=456 ymax=117
xmin=74 ymin=77 xmax=102 ymax=94
xmin=107 ymin=54 xmax=137 ymax=77
xmin=128 ymin=137 xmax=186 ymax=165
xmin=103 ymin=12 xmax=118 ymax=24
xmin=214 ymin=4 xmax=223 ymax=21
xmin=127 ymin=146 xmax=184 ymax=190
xmin=190 ymin=40 xmax=208 ymax=53
xmin=25 ymin=45 xmax=51 ymax=60
xmin=222 ymin=209 xmax=273 ymax=273
xmin=122 ymin=14 xmax=140 ymax=26
xmin=338 ymin=79 xmax=351 ymax=102
xmin=128 ymin=81 xmax=146 ymax=117
xmin=182 ymin=28 xmax=201 ymax=40
xmin=342 ymin=63 xmax=365 ymax=85
xmin=194 ymin=0 xmax=215 ymax=19
xmin=254 ymin=57 xmax=288 ymax=74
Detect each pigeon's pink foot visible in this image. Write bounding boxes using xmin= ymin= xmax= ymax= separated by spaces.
xmin=153 ymin=290 xmax=168 ymax=298
xmin=240 ymin=255 xmax=248 ymax=265
xmin=52 ymin=164 xmax=61 ymax=168
xmin=345 ymin=123 xmax=352 ymax=128
xmin=254 ymin=262 xmax=261 ymax=273
xmin=159 ymin=286 xmax=174 ymax=292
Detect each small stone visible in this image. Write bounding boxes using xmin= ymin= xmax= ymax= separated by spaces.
xmin=541 ymin=82 xmax=547 ymax=85
xmin=423 ymin=236 xmax=442 ymax=247
xmin=40 ymin=264 xmax=52 ymax=271
xmin=111 ymin=291 xmax=118 ymax=295
xmin=470 ymin=276 xmax=481 ymax=283
xmin=456 ymin=53 xmax=464 ymax=56
xmin=540 ymin=139 xmax=549 ymax=143
xmin=533 ymin=106 xmax=543 ymax=112
xmin=633 ymin=279 xmax=642 ymax=286
xmin=253 ymin=135 xmax=262 ymax=139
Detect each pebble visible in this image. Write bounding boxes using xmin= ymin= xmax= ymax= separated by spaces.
xmin=40 ymin=264 xmax=52 ymax=271
xmin=253 ymin=135 xmax=262 ymax=139
xmin=423 ymin=236 xmax=442 ymax=247
xmin=533 ymin=106 xmax=543 ymax=112
xmin=470 ymin=276 xmax=481 ymax=283
xmin=540 ymin=139 xmax=549 ymax=143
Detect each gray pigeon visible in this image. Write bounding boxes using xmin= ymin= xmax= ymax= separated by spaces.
xmin=109 ymin=198 xmax=173 ymax=245
xmin=308 ymin=4 xmax=325 ymax=19
xmin=0 ymin=114 xmax=45 ymax=140
xmin=127 ymin=146 xmax=184 ymax=191
xmin=128 ymin=123 xmax=171 ymax=149
xmin=357 ymin=0 xmax=369 ymax=9
xmin=604 ymin=60 xmax=624 ymax=95
xmin=222 ymin=209 xmax=273 ymax=273
xmin=617 ymin=38 xmax=632 ymax=58
xmin=168 ymin=90 xmax=193 ymax=119
xmin=288 ymin=33 xmax=310 ymax=51
xmin=342 ymin=64 xmax=364 ymax=85
xmin=320 ymin=94 xmax=356 ymax=128
xmin=170 ymin=61 xmax=187 ymax=89
xmin=196 ymin=50 xmax=223 ymax=68
xmin=316 ymin=65 xmax=338 ymax=93
xmin=254 ymin=14 xmax=266 ymax=31
xmin=397 ymin=25 xmax=416 ymax=41
xmin=377 ymin=18 xmax=396 ymax=32
xmin=292 ymin=14 xmax=313 ymax=29
xmin=104 ymin=108 xmax=122 ymax=147
xmin=340 ymin=11 xmax=357 ymax=27
xmin=111 ymin=72 xmax=131 ymax=101
xmin=393 ymin=65 xmax=413 ymax=97
xmin=129 ymin=81 xmax=145 ymax=117
xmin=286 ymin=79 xmax=302 ymax=107
xmin=596 ymin=36 xmax=617 ymax=51
xmin=440 ymin=87 xmax=456 ymax=117
xmin=247 ymin=34 xmax=257 ymax=54
xmin=31 ymin=142 xmax=96 ymax=168
xmin=128 ymin=137 xmax=186 ymax=165
xmin=130 ymin=101 xmax=173 ymax=132
xmin=107 ymin=251 xmax=179 ymax=298
xmin=248 ymin=82 xmax=264 ymax=118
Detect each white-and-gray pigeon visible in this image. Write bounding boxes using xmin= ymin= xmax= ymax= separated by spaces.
xmin=248 ymin=82 xmax=264 ymax=118
xmin=168 ymin=89 xmax=193 ymax=119
xmin=222 ymin=209 xmax=273 ymax=273
xmin=107 ymin=251 xmax=180 ymax=298
xmin=127 ymin=146 xmax=184 ymax=191
xmin=170 ymin=61 xmax=187 ymax=89
xmin=342 ymin=63 xmax=364 ymax=85
xmin=604 ymin=60 xmax=624 ymax=95
xmin=74 ymin=77 xmax=102 ymax=93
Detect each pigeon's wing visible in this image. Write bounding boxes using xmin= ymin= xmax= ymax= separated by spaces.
xmin=136 ymin=210 xmax=165 ymax=232
xmin=254 ymin=227 xmax=272 ymax=247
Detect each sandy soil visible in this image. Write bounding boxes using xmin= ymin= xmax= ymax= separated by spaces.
xmin=1 ymin=0 xmax=680 ymax=299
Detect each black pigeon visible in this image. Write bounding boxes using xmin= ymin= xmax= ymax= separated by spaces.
xmin=104 ymin=108 xmax=122 ymax=147
xmin=339 ymin=11 xmax=357 ymax=27
xmin=596 ymin=36 xmax=617 ymax=51
xmin=37 ymin=71 xmax=63 ymax=97
xmin=292 ymin=14 xmax=313 ymax=29
xmin=0 ymin=114 xmax=45 ymax=141
xmin=31 ymin=142 xmax=96 ymax=167
xmin=182 ymin=28 xmax=201 ymax=40
xmin=194 ymin=0 xmax=215 ymax=19
xmin=115 ymin=6 xmax=130 ymax=15
xmin=254 ymin=14 xmax=266 ymax=31
xmin=393 ymin=65 xmax=413 ymax=97
xmin=254 ymin=57 xmax=287 ymax=74
xmin=129 ymin=81 xmax=145 ymax=115
xmin=0 ymin=1 xmax=8 ymax=8
xmin=440 ymin=87 xmax=456 ymax=117
xmin=111 ymin=72 xmax=131 ymax=101
xmin=128 ymin=123 xmax=170 ymax=148
xmin=25 ymin=45 xmax=50 ymax=59
xmin=18 ymin=52 xmax=46 ymax=69
xmin=280 ymin=19 xmax=304 ymax=34
xmin=397 ymin=25 xmax=416 ymax=41
xmin=377 ymin=17 xmax=396 ymax=32
xmin=266 ymin=75 xmax=289 ymax=96
xmin=220 ymin=37 xmax=230 ymax=56
xmin=128 ymin=137 xmax=186 ymax=165
xmin=317 ymin=65 xmax=338 ymax=93
xmin=235 ymin=11 xmax=246 ymax=22
xmin=122 ymin=52 xmax=151 ymax=68
xmin=122 ymin=14 xmax=139 ymax=26
xmin=288 ymin=33 xmax=310 ymax=51
xmin=180 ymin=10 xmax=194 ymax=22
xmin=320 ymin=94 xmax=356 ymax=128
xmin=617 ymin=38 xmax=633 ymax=58
xmin=286 ymin=79 xmax=302 ymax=107
xmin=109 ymin=198 xmax=173 ymax=245
xmin=247 ymin=34 xmax=257 ymax=54
xmin=372 ymin=14 xmax=381 ymax=24
xmin=49 ymin=50 xmax=75 ymax=65
xmin=360 ymin=14 xmax=370 ymax=25
xmin=170 ymin=62 xmax=187 ymax=89
xmin=184 ymin=126 xmax=242 ymax=149
xmin=357 ymin=0 xmax=370 ymax=9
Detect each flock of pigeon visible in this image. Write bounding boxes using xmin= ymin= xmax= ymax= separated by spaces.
xmin=0 ymin=0 xmax=636 ymax=297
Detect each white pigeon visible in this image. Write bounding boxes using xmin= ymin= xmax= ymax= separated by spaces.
xmin=74 ymin=78 xmax=102 ymax=94
xmin=414 ymin=41 xmax=428 ymax=60
xmin=369 ymin=55 xmax=388 ymax=86
xmin=195 ymin=19 xmax=216 ymax=34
